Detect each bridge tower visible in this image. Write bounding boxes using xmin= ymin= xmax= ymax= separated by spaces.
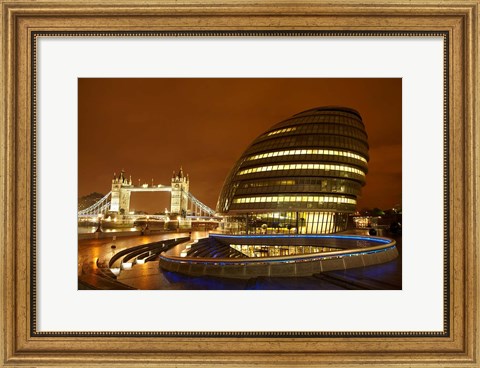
xmin=170 ymin=167 xmax=189 ymax=215
xmin=110 ymin=169 xmax=133 ymax=215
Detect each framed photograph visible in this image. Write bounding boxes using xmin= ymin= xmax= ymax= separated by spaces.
xmin=78 ymin=77 xmax=403 ymax=292
xmin=1 ymin=1 xmax=478 ymax=367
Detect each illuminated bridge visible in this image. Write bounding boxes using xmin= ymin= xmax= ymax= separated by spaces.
xmin=78 ymin=168 xmax=217 ymax=219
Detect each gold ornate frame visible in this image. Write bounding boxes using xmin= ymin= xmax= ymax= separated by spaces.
xmin=1 ymin=0 xmax=478 ymax=366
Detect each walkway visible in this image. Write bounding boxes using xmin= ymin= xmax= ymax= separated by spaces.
xmin=78 ymin=231 xmax=192 ymax=289
xmin=78 ymin=231 xmax=402 ymax=290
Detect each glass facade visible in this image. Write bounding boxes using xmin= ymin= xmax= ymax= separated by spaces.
xmin=217 ymin=106 xmax=369 ymax=234
xmin=229 ymin=244 xmax=342 ymax=258
xmin=221 ymin=212 xmax=349 ymax=235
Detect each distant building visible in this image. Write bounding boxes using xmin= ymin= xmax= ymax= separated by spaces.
xmin=352 ymin=215 xmax=379 ymax=229
xmin=110 ymin=170 xmax=133 ymax=214
xmin=170 ymin=167 xmax=189 ymax=215
xmin=217 ymin=106 xmax=369 ymax=234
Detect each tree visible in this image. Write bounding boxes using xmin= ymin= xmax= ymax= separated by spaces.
xmin=372 ymin=208 xmax=385 ymax=216
xmin=78 ymin=192 xmax=105 ymax=211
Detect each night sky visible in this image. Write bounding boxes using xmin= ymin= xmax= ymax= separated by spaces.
xmin=78 ymin=78 xmax=401 ymax=214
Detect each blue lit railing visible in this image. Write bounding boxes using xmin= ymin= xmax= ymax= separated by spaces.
xmin=210 ymin=233 xmax=392 ymax=244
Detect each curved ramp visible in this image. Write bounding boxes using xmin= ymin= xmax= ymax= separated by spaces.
xmin=159 ymin=234 xmax=398 ymax=279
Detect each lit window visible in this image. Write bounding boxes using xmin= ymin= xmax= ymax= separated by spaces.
xmin=266 ymin=127 xmax=297 ymax=137
xmin=237 ymin=163 xmax=365 ymax=176
xmin=246 ymin=149 xmax=367 ymax=163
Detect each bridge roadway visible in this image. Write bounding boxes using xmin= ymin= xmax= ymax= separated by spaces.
xmin=79 ymin=230 xmax=402 ymax=290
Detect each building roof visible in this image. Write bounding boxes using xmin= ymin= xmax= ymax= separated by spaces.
xmin=217 ymin=106 xmax=369 ymax=214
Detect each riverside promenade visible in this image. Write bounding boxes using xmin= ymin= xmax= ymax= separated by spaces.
xmin=78 ymin=231 xmax=193 ymax=289
xmin=78 ymin=230 xmax=401 ymax=290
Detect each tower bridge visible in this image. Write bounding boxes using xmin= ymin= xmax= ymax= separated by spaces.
xmin=78 ymin=168 xmax=217 ymax=218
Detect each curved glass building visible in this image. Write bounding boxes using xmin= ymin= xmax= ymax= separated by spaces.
xmin=217 ymin=106 xmax=369 ymax=234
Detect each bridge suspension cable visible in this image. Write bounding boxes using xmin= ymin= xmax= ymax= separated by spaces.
xmin=187 ymin=192 xmax=216 ymax=217
xmin=78 ymin=191 xmax=112 ymax=216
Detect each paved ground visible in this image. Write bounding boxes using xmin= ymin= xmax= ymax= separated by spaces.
xmin=79 ymin=230 xmax=402 ymax=290
xmin=78 ymin=231 xmax=193 ymax=289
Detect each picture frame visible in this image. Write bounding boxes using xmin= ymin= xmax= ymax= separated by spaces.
xmin=1 ymin=0 xmax=478 ymax=366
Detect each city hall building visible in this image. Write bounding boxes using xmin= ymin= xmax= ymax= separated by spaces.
xmin=217 ymin=106 xmax=369 ymax=235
